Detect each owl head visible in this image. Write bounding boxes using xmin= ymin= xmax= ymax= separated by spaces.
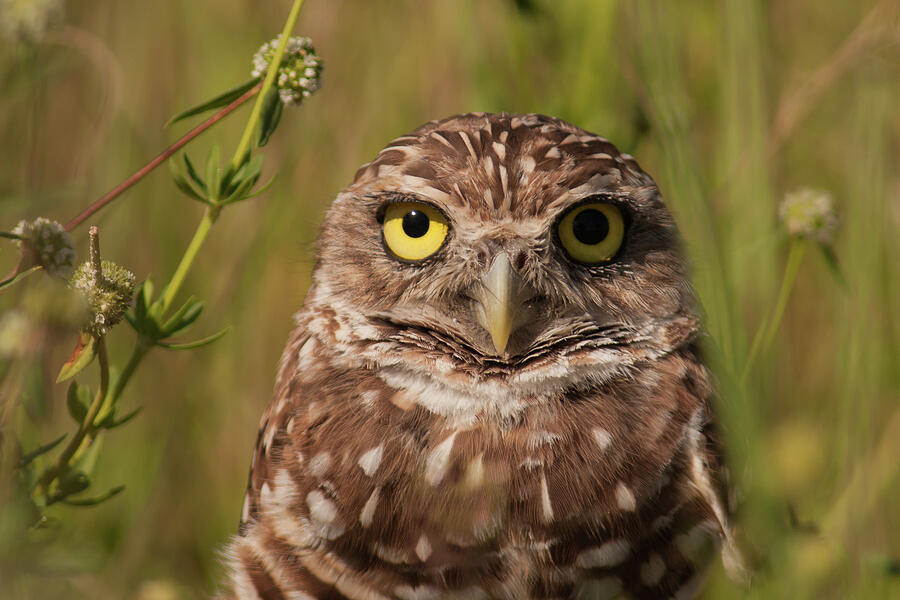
xmin=306 ymin=113 xmax=697 ymax=396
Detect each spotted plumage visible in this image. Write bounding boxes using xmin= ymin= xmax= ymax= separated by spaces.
xmin=220 ymin=113 xmax=741 ymax=599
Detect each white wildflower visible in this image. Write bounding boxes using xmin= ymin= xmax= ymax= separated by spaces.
xmin=251 ymin=34 xmax=323 ymax=106
xmin=0 ymin=0 xmax=64 ymax=43
xmin=779 ymin=188 xmax=838 ymax=244
xmin=12 ymin=217 xmax=75 ymax=278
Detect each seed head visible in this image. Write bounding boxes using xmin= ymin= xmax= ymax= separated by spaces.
xmin=251 ymin=35 xmax=323 ymax=106
xmin=779 ymin=188 xmax=838 ymax=245
xmin=12 ymin=217 xmax=75 ymax=278
xmin=70 ymin=260 xmax=135 ymax=337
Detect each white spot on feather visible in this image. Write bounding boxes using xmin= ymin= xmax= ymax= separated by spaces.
xmin=459 ymin=131 xmax=477 ymax=161
xmin=539 ymin=472 xmax=554 ymax=522
xmin=492 ymin=141 xmax=506 ymax=162
xmin=309 ymin=452 xmax=331 ymax=478
xmin=592 ymin=427 xmax=612 ymax=451
xmin=415 ymin=534 xmax=433 ymax=562
xmin=425 ymin=431 xmax=458 ymax=486
xmin=372 ymin=542 xmax=411 ymax=564
xmin=358 ymin=444 xmax=384 ymax=477
xmin=360 ymin=487 xmax=380 ymax=528
xmin=463 ymin=454 xmax=485 ymax=490
xmin=575 ymin=539 xmax=631 ymax=568
xmin=306 ymin=490 xmax=344 ymax=539
xmin=676 ymin=521 xmax=715 ymax=563
xmin=615 ymin=481 xmax=636 ymax=511
xmin=520 ymin=155 xmax=536 ymax=174
xmin=260 ymin=482 xmax=273 ymax=506
xmin=640 ymin=552 xmax=667 ymax=586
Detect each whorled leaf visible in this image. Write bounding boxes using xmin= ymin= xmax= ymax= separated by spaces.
xmin=66 ymin=381 xmax=92 ymax=424
xmin=166 ymin=78 xmax=260 ymax=127
xmin=62 ymin=485 xmax=125 ymax=507
xmin=17 ymin=434 xmax=66 ymax=468
xmin=257 ymin=86 xmax=284 ymax=147
xmin=56 ymin=332 xmax=97 ymax=383
xmin=160 ymin=297 xmax=205 ymax=338
xmin=99 ymin=406 xmax=143 ymax=430
xmin=169 ymin=155 xmax=211 ymax=204
xmin=158 ymin=326 xmax=231 ymax=351
xmin=206 ymin=145 xmax=222 ymax=201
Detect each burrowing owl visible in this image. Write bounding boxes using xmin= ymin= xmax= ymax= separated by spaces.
xmin=221 ymin=113 xmax=740 ymax=599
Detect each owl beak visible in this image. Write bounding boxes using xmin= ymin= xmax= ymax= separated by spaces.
xmin=472 ymin=252 xmax=528 ymax=355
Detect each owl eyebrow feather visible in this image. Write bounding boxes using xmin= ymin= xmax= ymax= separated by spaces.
xmin=369 ymin=191 xmax=450 ymax=224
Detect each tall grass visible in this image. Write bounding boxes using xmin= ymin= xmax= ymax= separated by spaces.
xmin=0 ymin=1 xmax=897 ymax=598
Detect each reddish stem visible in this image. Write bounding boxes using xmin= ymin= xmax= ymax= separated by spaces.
xmin=64 ymin=82 xmax=262 ymax=232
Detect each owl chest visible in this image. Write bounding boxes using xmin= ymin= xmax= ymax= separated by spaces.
xmin=289 ymin=399 xmax=650 ymax=569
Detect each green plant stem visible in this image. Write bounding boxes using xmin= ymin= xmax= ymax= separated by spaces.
xmin=156 ymin=0 xmax=307 ymax=315
xmin=98 ymin=341 xmax=151 ymax=423
xmin=157 ymin=206 xmax=220 ymax=316
xmin=742 ymin=239 xmax=808 ymax=383
xmin=34 ymin=337 xmax=108 ymax=497
xmin=230 ymin=0 xmax=307 ymax=171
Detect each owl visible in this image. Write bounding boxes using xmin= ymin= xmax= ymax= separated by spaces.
xmin=220 ymin=113 xmax=742 ymax=600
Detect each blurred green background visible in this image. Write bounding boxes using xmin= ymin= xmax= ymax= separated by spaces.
xmin=1 ymin=0 xmax=898 ymax=598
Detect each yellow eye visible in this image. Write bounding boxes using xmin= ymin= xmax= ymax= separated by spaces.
xmin=382 ymin=202 xmax=449 ymax=261
xmin=557 ymin=202 xmax=625 ymax=264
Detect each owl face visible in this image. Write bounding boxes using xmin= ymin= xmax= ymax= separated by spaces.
xmin=310 ymin=113 xmax=695 ymax=387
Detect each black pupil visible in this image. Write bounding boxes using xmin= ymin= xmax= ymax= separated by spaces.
xmin=402 ymin=210 xmax=430 ymax=238
xmin=572 ymin=209 xmax=609 ymax=245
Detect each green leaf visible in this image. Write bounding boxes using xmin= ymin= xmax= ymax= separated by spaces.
xmin=256 ymin=87 xmax=284 ymax=147
xmin=219 ymin=159 xmax=239 ymax=196
xmin=100 ymin=406 xmax=143 ymax=430
xmin=66 ymin=381 xmax=92 ymax=423
xmin=56 ymin=333 xmax=98 ymax=383
xmin=169 ymin=156 xmax=210 ymax=204
xmin=131 ymin=278 xmax=157 ymax=333
xmin=142 ymin=277 xmax=154 ymax=306
xmin=62 ymin=485 xmax=125 ymax=507
xmin=17 ymin=434 xmax=66 ymax=468
xmin=0 ymin=231 xmax=23 ymax=240
xmin=818 ymin=243 xmax=847 ymax=291
xmin=223 ymin=155 xmax=265 ymax=204
xmin=206 ymin=145 xmax=221 ymax=201
xmin=233 ymin=174 xmax=278 ymax=203
xmin=159 ymin=325 xmax=231 ymax=351
xmin=160 ymin=297 xmax=205 ymax=338
xmin=0 ymin=265 xmax=39 ymax=291
xmin=183 ymin=153 xmax=207 ymax=193
xmin=166 ymin=78 xmax=260 ymax=126
xmin=224 ymin=152 xmax=263 ymax=195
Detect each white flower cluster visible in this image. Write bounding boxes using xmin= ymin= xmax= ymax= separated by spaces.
xmin=251 ymin=35 xmax=323 ymax=106
xmin=12 ymin=217 xmax=75 ymax=278
xmin=779 ymin=188 xmax=838 ymax=245
xmin=0 ymin=0 xmax=63 ymax=43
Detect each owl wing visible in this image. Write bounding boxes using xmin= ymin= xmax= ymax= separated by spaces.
xmin=238 ymin=327 xmax=309 ymax=533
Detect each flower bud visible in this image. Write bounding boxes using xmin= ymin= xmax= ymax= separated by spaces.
xmin=69 ymin=260 xmax=135 ymax=337
xmin=251 ymin=35 xmax=323 ymax=106
xmin=12 ymin=217 xmax=75 ymax=278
